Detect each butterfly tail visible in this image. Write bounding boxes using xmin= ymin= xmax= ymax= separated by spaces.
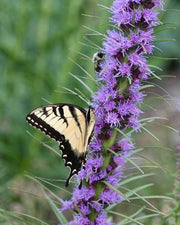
xmin=65 ymin=169 xmax=77 ymax=187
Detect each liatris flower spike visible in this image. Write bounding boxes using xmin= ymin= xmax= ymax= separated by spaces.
xmin=60 ymin=0 xmax=163 ymax=224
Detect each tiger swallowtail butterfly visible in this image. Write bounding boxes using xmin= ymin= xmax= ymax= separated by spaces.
xmin=26 ymin=104 xmax=95 ymax=186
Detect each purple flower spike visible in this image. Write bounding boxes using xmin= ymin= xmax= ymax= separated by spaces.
xmin=60 ymin=0 xmax=163 ymax=223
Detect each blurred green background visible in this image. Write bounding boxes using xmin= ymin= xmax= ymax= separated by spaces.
xmin=0 ymin=0 xmax=179 ymax=224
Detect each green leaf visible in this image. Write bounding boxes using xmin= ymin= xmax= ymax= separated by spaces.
xmin=60 ymin=87 xmax=89 ymax=104
xmin=43 ymin=191 xmax=67 ymax=225
xmin=119 ymin=153 xmax=145 ymax=174
xmin=82 ymin=25 xmax=105 ymax=36
xmin=26 ymin=174 xmax=68 ymax=224
xmin=0 ymin=208 xmax=50 ymax=225
xmin=108 ymin=210 xmax=144 ymax=225
xmin=117 ymin=206 xmax=145 ymax=225
xmin=70 ymin=72 xmax=94 ymax=95
xmin=148 ymin=64 xmax=163 ymax=71
xmin=149 ymin=70 xmax=161 ymax=80
xmin=141 ymin=126 xmax=159 ymax=142
xmin=130 ymin=195 xmax=174 ymax=201
xmin=139 ymin=84 xmax=154 ymax=91
xmin=140 ymin=116 xmax=167 ymax=123
xmin=119 ymin=173 xmax=155 ymax=186
xmin=154 ymin=38 xmax=176 ymax=43
xmin=26 ymin=131 xmax=62 ymax=157
xmin=35 ymin=176 xmax=72 ymax=195
xmin=68 ymin=57 xmax=97 ymax=82
xmin=151 ymin=56 xmax=178 ymax=61
xmin=121 ymin=185 xmax=165 ymax=214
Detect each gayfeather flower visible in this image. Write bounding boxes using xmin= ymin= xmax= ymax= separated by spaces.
xmin=60 ymin=0 xmax=163 ymax=224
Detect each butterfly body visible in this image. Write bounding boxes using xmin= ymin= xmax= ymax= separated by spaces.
xmin=26 ymin=104 xmax=95 ymax=186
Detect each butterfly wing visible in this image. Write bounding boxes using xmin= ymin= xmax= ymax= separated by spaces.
xmin=26 ymin=103 xmax=91 ymax=186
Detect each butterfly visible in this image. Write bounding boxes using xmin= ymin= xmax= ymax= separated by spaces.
xmin=26 ymin=104 xmax=95 ymax=186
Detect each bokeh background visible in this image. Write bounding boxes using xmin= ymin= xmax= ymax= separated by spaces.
xmin=0 ymin=0 xmax=179 ymax=224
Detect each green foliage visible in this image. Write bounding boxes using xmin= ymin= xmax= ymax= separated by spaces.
xmin=0 ymin=0 xmax=109 ymax=223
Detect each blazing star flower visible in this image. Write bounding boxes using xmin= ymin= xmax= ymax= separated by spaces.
xmin=60 ymin=0 xmax=163 ymax=224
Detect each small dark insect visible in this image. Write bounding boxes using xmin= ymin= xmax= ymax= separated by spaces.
xmin=92 ymin=51 xmax=105 ymax=73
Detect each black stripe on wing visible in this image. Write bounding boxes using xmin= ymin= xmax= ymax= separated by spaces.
xmin=58 ymin=106 xmax=68 ymax=126
xmin=26 ymin=112 xmax=65 ymax=142
xmin=68 ymin=105 xmax=83 ymax=133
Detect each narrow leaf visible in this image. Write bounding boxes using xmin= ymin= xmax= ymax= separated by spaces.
xmin=70 ymin=73 xmax=94 ymax=95
xmin=119 ymin=173 xmax=154 ymax=186
xmin=43 ymin=191 xmax=67 ymax=225
xmin=108 ymin=210 xmax=144 ymax=225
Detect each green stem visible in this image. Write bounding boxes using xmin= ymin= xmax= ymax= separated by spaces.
xmin=102 ymin=129 xmax=117 ymax=170
xmin=89 ymin=182 xmax=105 ymax=221
xmin=89 ymin=209 xmax=98 ymax=221
xmin=103 ymin=129 xmax=117 ymax=149
xmin=118 ymin=77 xmax=130 ymax=94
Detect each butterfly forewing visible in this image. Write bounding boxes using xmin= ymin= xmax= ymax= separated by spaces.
xmin=26 ymin=104 xmax=95 ymax=186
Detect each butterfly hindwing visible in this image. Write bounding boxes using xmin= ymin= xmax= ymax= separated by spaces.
xmin=26 ymin=104 xmax=95 ymax=186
